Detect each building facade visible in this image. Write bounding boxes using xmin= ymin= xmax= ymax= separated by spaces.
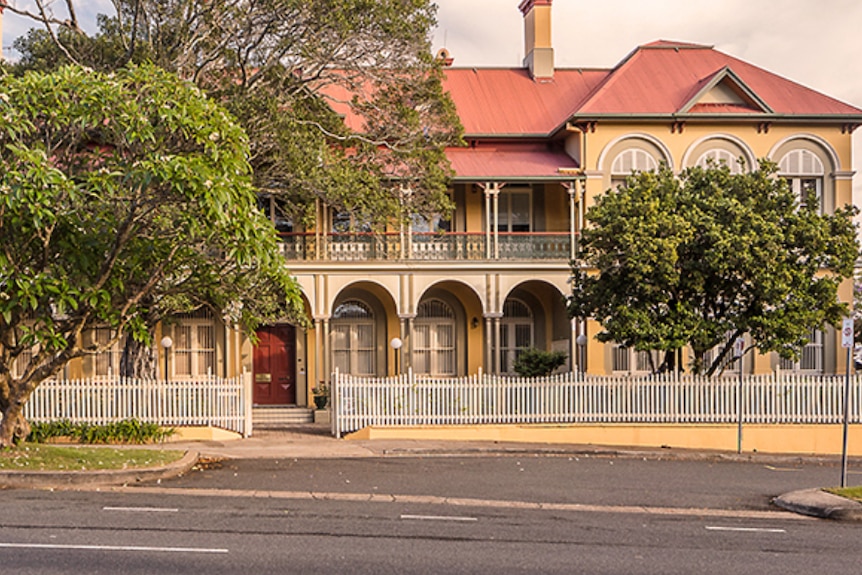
xmin=72 ymin=0 xmax=862 ymax=409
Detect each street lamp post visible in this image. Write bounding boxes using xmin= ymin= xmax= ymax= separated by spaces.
xmin=390 ymin=337 xmax=403 ymax=376
xmin=160 ymin=336 xmax=173 ymax=383
xmin=575 ymin=333 xmax=587 ymax=374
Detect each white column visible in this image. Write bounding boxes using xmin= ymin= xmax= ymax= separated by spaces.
xmin=492 ymin=184 xmax=500 ymax=260
xmin=484 ymin=184 xmax=492 ymax=259
xmin=567 ymin=182 xmax=577 ymax=261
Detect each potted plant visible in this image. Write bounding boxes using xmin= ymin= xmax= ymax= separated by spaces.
xmin=312 ymin=383 xmax=329 ymax=410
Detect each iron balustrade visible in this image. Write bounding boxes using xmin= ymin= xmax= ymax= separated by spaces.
xmin=278 ymin=232 xmax=573 ymax=262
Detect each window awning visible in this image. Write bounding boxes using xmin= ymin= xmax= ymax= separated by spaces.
xmin=446 ymin=145 xmax=581 ymax=182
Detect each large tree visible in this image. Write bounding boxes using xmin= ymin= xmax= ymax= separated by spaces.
xmin=10 ymin=0 xmax=462 ymax=229
xmin=568 ymin=161 xmax=859 ymax=376
xmin=0 ymin=64 xmax=304 ymax=446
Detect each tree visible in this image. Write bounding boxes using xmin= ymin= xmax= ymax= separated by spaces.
xmin=568 ymin=161 xmax=859 ymax=376
xmin=0 ymin=64 xmax=304 ymax=446
xmin=10 ymin=0 xmax=463 ymax=230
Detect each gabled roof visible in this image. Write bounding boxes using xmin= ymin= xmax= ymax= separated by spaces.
xmin=574 ymin=40 xmax=862 ymax=118
xmin=442 ymin=67 xmax=608 ymax=136
xmin=442 ymin=40 xmax=862 ymax=140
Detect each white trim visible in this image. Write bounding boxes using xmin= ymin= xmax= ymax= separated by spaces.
xmin=767 ymin=133 xmax=841 ymax=172
xmin=680 ymin=133 xmax=756 ymax=172
xmin=596 ymin=133 xmax=675 ymax=172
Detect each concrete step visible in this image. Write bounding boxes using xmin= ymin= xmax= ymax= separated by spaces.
xmin=253 ymin=406 xmax=314 ymax=427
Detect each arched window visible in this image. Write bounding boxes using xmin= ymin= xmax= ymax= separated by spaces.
xmin=332 ymin=300 xmax=375 ymax=375
xmin=500 ymin=299 xmax=534 ymax=374
xmin=779 ymin=149 xmax=825 ymax=212
xmin=611 ymin=149 xmax=659 ymax=189
xmin=414 ymin=299 xmax=456 ymax=376
xmin=695 ymin=149 xmax=744 ymax=174
xmin=778 ymin=329 xmax=823 ymax=374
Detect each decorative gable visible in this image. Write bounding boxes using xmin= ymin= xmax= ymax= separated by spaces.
xmin=678 ymin=67 xmax=773 ymax=115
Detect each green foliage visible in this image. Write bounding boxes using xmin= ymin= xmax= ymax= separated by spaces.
xmin=0 ymin=64 xmax=303 ymax=445
xmin=569 ymin=161 xmax=859 ymax=376
xmin=26 ymin=419 xmax=175 ymax=444
xmin=11 ymin=0 xmax=464 ymax=229
xmin=513 ymin=348 xmax=568 ymax=378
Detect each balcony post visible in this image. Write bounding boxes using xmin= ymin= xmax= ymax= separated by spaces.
xmin=483 ymin=184 xmax=492 ymax=259
xmin=566 ymin=182 xmax=577 ymax=261
xmin=492 ymin=184 xmax=500 ymax=260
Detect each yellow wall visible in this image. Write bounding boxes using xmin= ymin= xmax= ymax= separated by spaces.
xmin=348 ymin=423 xmax=862 ymax=456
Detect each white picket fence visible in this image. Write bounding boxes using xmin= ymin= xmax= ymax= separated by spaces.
xmin=22 ymin=373 xmax=254 ymax=437
xmin=331 ymin=369 xmax=862 ymax=437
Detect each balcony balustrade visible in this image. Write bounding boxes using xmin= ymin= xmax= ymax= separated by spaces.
xmin=278 ymin=232 xmax=573 ymax=262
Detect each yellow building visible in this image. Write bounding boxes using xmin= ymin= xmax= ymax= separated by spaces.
xmin=80 ymin=0 xmax=860 ymax=411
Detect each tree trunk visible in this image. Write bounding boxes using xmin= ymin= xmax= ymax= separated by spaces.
xmin=0 ymin=401 xmax=31 ymax=448
xmin=120 ymin=336 xmax=157 ymax=379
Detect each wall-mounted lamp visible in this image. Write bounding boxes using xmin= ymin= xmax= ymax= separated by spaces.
xmin=471 ymin=317 xmax=480 ymax=329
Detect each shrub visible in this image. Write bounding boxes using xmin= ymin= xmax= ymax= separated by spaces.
xmin=26 ymin=419 xmax=175 ymax=444
xmin=513 ymin=348 xmax=568 ymax=377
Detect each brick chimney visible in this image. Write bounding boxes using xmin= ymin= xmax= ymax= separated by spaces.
xmin=519 ymin=0 xmax=554 ymax=80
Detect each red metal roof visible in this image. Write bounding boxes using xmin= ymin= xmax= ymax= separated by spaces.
xmin=446 ymin=144 xmax=579 ymax=180
xmin=442 ymin=67 xmax=608 ymax=136
xmin=575 ymin=41 xmax=862 ymax=116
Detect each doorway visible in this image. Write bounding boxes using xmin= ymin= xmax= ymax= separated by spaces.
xmin=253 ymin=325 xmax=296 ymax=404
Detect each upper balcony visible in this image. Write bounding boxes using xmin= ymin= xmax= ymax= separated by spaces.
xmin=279 ymin=231 xmax=575 ymax=262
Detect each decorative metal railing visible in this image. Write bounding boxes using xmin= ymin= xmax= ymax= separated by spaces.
xmin=279 ymin=232 xmax=572 ymax=262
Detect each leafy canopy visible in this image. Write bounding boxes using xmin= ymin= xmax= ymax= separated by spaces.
xmin=568 ymin=161 xmax=859 ymax=375
xmin=0 ymin=64 xmax=302 ymax=444
xmin=11 ymin=0 xmax=464 ymax=229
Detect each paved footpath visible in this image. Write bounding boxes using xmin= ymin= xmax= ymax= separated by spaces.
xmin=3 ymin=423 xmax=862 ymax=521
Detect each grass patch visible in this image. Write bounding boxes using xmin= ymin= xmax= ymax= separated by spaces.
xmin=0 ymin=443 xmax=186 ymax=472
xmin=824 ymin=486 xmax=862 ymax=503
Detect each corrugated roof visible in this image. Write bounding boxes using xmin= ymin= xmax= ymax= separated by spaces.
xmin=575 ymin=41 xmax=862 ymax=116
xmin=446 ymin=144 xmax=579 ymax=180
xmin=442 ymin=68 xmax=608 ymax=136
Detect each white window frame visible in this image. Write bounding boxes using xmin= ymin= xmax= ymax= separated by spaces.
xmin=696 ymin=149 xmax=745 ymax=173
xmin=611 ymin=148 xmax=659 ymax=189
xmin=332 ymin=300 xmax=376 ymax=376
xmin=612 ymin=345 xmax=659 ymax=375
xmin=500 ymin=299 xmax=534 ymax=375
xmin=171 ymin=312 xmax=216 ymax=379
xmin=779 ymin=150 xmax=825 ymax=213
xmin=414 ymin=299 xmax=457 ymax=377
xmin=778 ymin=330 xmax=824 ymax=374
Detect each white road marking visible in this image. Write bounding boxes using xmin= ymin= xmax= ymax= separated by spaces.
xmin=400 ymin=514 xmax=478 ymax=522
xmin=706 ymin=526 xmax=786 ymax=533
xmin=0 ymin=543 xmax=227 ymax=554
xmin=102 ymin=506 xmax=179 ymax=513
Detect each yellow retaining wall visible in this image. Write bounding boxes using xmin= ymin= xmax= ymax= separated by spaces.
xmin=346 ymin=424 xmax=862 ymax=456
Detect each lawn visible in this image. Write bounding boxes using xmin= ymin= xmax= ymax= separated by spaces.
xmin=0 ymin=444 xmax=186 ymax=472
xmin=825 ymin=486 xmax=862 ymax=503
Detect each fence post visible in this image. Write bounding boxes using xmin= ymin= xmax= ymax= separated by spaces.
xmin=242 ymin=369 xmax=253 ymax=438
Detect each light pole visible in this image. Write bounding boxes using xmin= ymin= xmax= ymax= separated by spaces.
xmin=390 ymin=337 xmax=403 ymax=376
xmin=160 ymin=336 xmax=173 ymax=382
xmin=576 ymin=333 xmax=587 ymax=374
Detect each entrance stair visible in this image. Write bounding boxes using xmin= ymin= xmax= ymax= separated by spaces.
xmin=253 ymin=406 xmax=314 ymax=428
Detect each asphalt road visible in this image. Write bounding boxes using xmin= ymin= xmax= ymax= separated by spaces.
xmin=1 ymin=456 xmax=860 ymax=574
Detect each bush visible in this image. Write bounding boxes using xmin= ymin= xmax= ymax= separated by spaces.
xmin=513 ymin=348 xmax=568 ymax=377
xmin=26 ymin=419 xmax=175 ymax=444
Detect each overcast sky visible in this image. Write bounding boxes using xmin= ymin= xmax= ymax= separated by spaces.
xmin=3 ymin=0 xmax=861 ymax=194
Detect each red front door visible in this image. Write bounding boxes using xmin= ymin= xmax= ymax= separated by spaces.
xmin=253 ymin=325 xmax=296 ymax=405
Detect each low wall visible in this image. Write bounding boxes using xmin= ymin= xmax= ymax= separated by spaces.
xmin=346 ymin=423 xmax=862 ymax=456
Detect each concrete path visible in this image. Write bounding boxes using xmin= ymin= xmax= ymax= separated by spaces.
xmin=3 ymin=423 xmax=861 ymax=521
